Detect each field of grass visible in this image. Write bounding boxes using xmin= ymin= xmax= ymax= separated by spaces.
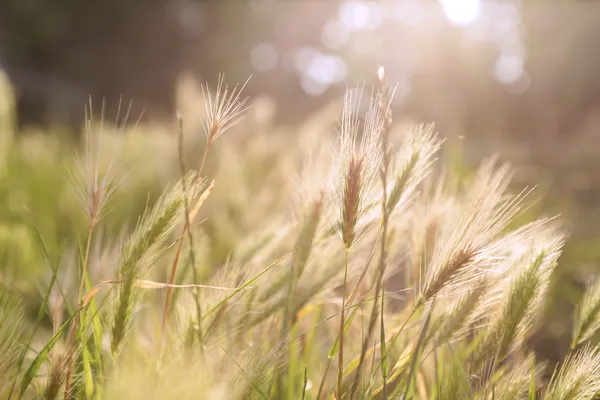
xmin=1 ymin=70 xmax=600 ymax=399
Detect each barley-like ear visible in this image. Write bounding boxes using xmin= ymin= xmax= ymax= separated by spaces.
xmin=329 ymin=87 xmax=383 ymax=249
xmin=417 ymin=160 xmax=528 ymax=306
xmin=474 ymin=226 xmax=563 ymax=366
xmin=436 ymin=348 xmax=471 ymax=400
xmin=386 ymin=123 xmax=442 ymax=215
xmin=69 ymin=98 xmax=131 ymax=228
xmin=474 ymin=354 xmax=546 ymax=400
xmin=327 ymin=89 xmax=384 ymax=398
xmin=427 ymin=280 xmax=487 ymax=347
xmin=407 ymin=173 xmax=456 ymax=296
xmin=229 ymin=336 xmax=289 ymax=399
xmin=44 ymin=344 xmax=70 ymax=400
xmin=0 ymin=288 xmax=25 ymax=396
xmin=292 ymin=194 xmax=324 ymax=282
xmin=544 ymin=344 xmax=600 ymax=400
xmin=572 ymin=277 xmax=600 ymax=348
xmin=110 ymin=172 xmax=207 ymax=355
xmin=201 ymin=74 xmax=250 ymax=145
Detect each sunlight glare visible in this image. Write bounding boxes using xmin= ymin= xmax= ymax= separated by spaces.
xmin=440 ymin=0 xmax=481 ymax=26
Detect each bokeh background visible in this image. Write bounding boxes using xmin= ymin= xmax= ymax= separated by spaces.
xmin=1 ymin=0 xmax=600 ymax=366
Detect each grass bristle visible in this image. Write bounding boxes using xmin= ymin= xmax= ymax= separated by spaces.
xmin=110 ymin=172 xmax=206 ymax=355
xmin=572 ymin=277 xmax=600 ymax=348
xmin=201 ymin=74 xmax=250 ymax=145
xmin=329 ymin=87 xmax=383 ymax=250
xmin=0 ymin=288 xmax=25 ymax=396
xmin=44 ymin=345 xmax=70 ymax=400
xmin=544 ymin=344 xmax=600 ymax=400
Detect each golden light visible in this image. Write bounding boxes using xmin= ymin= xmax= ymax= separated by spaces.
xmin=439 ymin=0 xmax=481 ymax=26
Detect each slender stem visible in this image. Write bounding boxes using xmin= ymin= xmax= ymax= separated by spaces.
xmin=63 ymin=319 xmax=78 ymax=399
xmin=401 ymin=299 xmax=435 ymax=400
xmin=337 ymin=248 xmax=350 ymax=399
xmin=379 ymin=170 xmax=390 ymax=400
xmin=197 ymin=141 xmax=211 ymax=182
xmin=369 ymin=304 xmax=418 ymax=381
xmin=181 ymin=125 xmax=204 ymax=347
xmin=279 ymin=238 xmax=299 ymax=398
xmin=350 ymin=67 xmax=393 ymax=400
xmin=66 ymin=221 xmax=96 ymax=398
xmin=161 ymin=137 xmax=211 ymax=344
xmin=380 ymin=289 xmax=388 ymax=399
xmin=161 ymin=232 xmax=185 ymax=331
xmin=78 ymin=226 xmax=94 ymax=301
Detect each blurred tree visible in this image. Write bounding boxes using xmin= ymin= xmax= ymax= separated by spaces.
xmin=1 ymin=0 xmax=600 ymax=141
xmin=0 ymin=0 xmax=183 ymax=131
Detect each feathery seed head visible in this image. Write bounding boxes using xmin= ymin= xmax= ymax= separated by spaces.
xmin=572 ymin=276 xmax=600 ymax=348
xmin=69 ymin=98 xmax=132 ymax=227
xmin=387 ymin=123 xmax=443 ymax=215
xmin=472 ymin=222 xmax=563 ymax=366
xmin=329 ymin=87 xmax=383 ymax=249
xmin=476 ymin=354 xmax=546 ymax=400
xmin=417 ymin=160 xmax=530 ymax=306
xmin=201 ymin=74 xmax=250 ymax=145
xmin=0 ymin=288 xmax=24 ymax=395
xmin=545 ymin=344 xmax=600 ymax=400
xmin=45 ymin=345 xmax=70 ymax=400
xmin=292 ymin=194 xmax=324 ymax=281
xmin=110 ymin=172 xmax=207 ymax=355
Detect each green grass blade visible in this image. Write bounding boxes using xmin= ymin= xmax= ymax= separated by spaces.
xmin=19 ymin=310 xmax=80 ymax=398
xmin=327 ymin=305 xmax=359 ymax=359
xmin=301 ymin=366 xmax=308 ymax=400
xmin=8 ymin=227 xmax=68 ymax=399
xmin=528 ymin=356 xmax=536 ymax=400
xmin=401 ymin=300 xmax=435 ymax=400
xmin=82 ymin=333 xmax=94 ymax=399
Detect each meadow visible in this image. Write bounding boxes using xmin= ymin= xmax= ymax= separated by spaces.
xmin=1 ymin=70 xmax=599 ymax=399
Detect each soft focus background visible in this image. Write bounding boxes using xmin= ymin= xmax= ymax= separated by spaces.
xmin=1 ymin=0 xmax=600 ymax=366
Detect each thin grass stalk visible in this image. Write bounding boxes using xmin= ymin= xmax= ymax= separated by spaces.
xmin=160 ymin=156 xmax=206 ymax=344
xmin=161 ymin=76 xmax=248 ymax=344
xmin=179 ymin=118 xmax=204 ymax=347
xmin=63 ymin=321 xmax=78 ymax=399
xmin=337 ymin=248 xmax=350 ymax=399
xmin=7 ymin=224 xmax=68 ymax=400
xmin=64 ymin=219 xmax=96 ymax=399
xmin=363 ymin=304 xmax=418 ymax=393
xmin=400 ymin=298 xmax=436 ymax=399
xmin=350 ymin=67 xmax=393 ymax=400
xmin=67 ymin=100 xmax=114 ymax=399
xmin=160 ymin=130 xmax=209 ymax=339
xmin=160 ymin=116 xmax=204 ymax=348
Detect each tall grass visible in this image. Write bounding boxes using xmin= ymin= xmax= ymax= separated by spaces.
xmin=2 ymin=71 xmax=600 ymax=400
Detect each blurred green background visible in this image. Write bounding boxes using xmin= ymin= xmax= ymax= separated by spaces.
xmin=1 ymin=0 xmax=600 ymax=365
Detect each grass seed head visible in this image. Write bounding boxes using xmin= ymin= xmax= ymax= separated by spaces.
xmin=201 ymin=74 xmax=250 ymax=145
xmin=329 ymin=87 xmax=383 ymax=250
xmin=544 ymin=344 xmax=600 ymax=400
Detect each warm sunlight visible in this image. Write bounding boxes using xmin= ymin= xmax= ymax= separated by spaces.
xmin=440 ymin=0 xmax=481 ymax=26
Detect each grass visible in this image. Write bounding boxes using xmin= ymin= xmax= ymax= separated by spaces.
xmin=1 ymin=70 xmax=600 ymax=399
